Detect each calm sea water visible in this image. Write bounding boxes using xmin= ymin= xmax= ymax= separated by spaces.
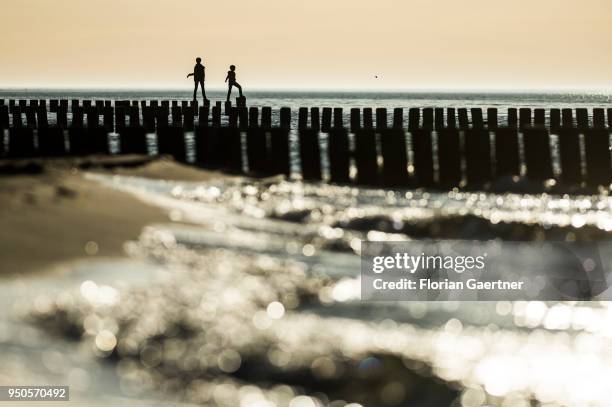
xmin=2 ymin=90 xmax=612 ymax=406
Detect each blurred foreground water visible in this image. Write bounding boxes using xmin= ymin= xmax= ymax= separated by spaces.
xmin=2 ymin=173 xmax=612 ymax=406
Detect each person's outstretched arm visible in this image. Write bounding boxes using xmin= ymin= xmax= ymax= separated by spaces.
xmin=186 ymin=73 xmax=194 ymax=78
xmin=225 ymin=74 xmax=228 ymax=83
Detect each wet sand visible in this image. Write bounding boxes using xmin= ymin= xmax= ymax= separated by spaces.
xmin=0 ymin=155 xmax=227 ymax=277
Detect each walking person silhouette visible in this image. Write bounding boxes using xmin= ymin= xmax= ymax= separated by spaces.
xmin=186 ymin=57 xmax=209 ymax=103
xmin=225 ymin=65 xmax=243 ymax=102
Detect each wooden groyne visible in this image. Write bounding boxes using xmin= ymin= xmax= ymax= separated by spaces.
xmin=1 ymin=98 xmax=612 ymax=190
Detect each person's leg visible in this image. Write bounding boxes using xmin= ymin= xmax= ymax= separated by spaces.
xmin=200 ymin=80 xmax=207 ymax=100
xmin=193 ymin=81 xmax=198 ymax=100
xmin=235 ymin=83 xmax=243 ymax=97
xmin=226 ymin=84 xmax=232 ymax=102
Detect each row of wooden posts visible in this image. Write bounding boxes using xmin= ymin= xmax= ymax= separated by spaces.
xmin=1 ymin=99 xmax=612 ymax=189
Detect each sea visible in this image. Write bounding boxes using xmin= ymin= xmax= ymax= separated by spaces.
xmin=1 ymin=89 xmax=612 ymax=406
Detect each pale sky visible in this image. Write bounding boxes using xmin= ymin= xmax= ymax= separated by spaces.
xmin=1 ymin=0 xmax=612 ymax=91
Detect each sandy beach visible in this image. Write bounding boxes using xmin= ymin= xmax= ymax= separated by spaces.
xmin=0 ymin=155 xmax=228 ymax=277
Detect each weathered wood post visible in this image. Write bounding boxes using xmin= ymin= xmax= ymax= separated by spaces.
xmin=380 ymin=128 xmax=409 ymax=187
xmin=576 ymin=108 xmax=589 ymax=129
xmin=321 ymin=107 xmax=332 ymax=132
xmin=458 ymin=108 xmax=469 ymax=130
xmin=328 ymin=127 xmax=350 ymax=184
xmin=271 ymin=107 xmax=291 ymax=177
xmin=354 ymin=128 xmax=379 ymax=185
xmin=411 ymin=128 xmax=434 ymax=187
xmin=261 ymin=107 xmax=272 ymax=129
xmin=584 ymin=129 xmax=611 ymax=187
xmin=333 ymin=108 xmax=343 ymax=129
xmin=562 ymin=108 xmax=573 ymax=128
xmin=507 ymin=108 xmax=518 ymax=128
xmin=408 ymin=108 xmax=420 ymax=130
xmin=246 ymin=110 xmax=268 ymax=174
xmin=593 ymin=108 xmax=605 ymax=128
xmin=310 ymin=107 xmax=320 ymax=131
xmin=212 ymin=105 xmax=221 ymax=127
xmin=550 ymin=108 xmax=561 ymax=131
xmin=238 ymin=107 xmax=248 ymax=130
xmin=464 ymin=128 xmax=492 ymax=187
xmin=523 ymin=128 xmax=554 ymax=181
xmin=363 ymin=108 xmax=373 ymax=129
xmin=225 ymin=101 xmax=232 ymax=116
xmin=248 ymin=107 xmax=259 ymax=128
xmin=350 ymin=108 xmax=360 ymax=132
xmin=229 ymin=107 xmax=238 ymax=128
xmin=280 ymin=107 xmax=291 ymax=129
xmin=446 ymin=108 xmax=457 ymax=128
xmin=534 ymin=108 xmax=545 ymax=128
xmin=115 ymin=106 xmax=127 ymax=130
xmin=298 ymin=128 xmax=322 ymax=181
xmin=519 ymin=108 xmax=531 ymax=129
xmin=298 ymin=107 xmax=308 ymax=130
xmin=198 ymin=106 xmax=209 ymax=127
xmin=376 ymin=108 xmax=387 ymax=130
xmin=103 ymin=106 xmax=114 ymax=132
xmin=608 ymin=109 xmax=612 ymax=128
xmin=437 ymin=128 xmax=462 ymax=188
xmin=557 ymin=127 xmax=581 ymax=185
xmin=471 ymin=108 xmax=484 ymax=129
xmin=422 ymin=108 xmax=434 ymax=131
xmin=494 ymin=127 xmax=520 ymax=177
xmin=434 ymin=108 xmax=444 ymax=130
xmin=393 ymin=108 xmax=403 ymax=129
xmin=172 ymin=106 xmax=183 ymax=126
xmin=184 ymin=105 xmax=195 ymax=130
xmin=487 ymin=108 xmax=498 ymax=129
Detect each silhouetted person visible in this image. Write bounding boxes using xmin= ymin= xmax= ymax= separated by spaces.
xmin=186 ymin=57 xmax=209 ymax=102
xmin=225 ymin=65 xmax=243 ymax=102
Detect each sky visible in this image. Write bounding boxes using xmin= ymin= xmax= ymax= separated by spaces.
xmin=1 ymin=0 xmax=612 ymax=91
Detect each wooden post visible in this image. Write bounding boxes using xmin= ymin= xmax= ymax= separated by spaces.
xmin=229 ymin=107 xmax=238 ymax=128
xmin=458 ymin=108 xmax=469 ymax=130
xmin=523 ymin=128 xmax=554 ymax=181
xmin=494 ymin=127 xmax=520 ymax=177
xmin=354 ymin=129 xmax=379 ymax=185
xmin=142 ymin=107 xmax=155 ymax=132
xmin=408 ymin=108 xmax=420 ymax=131
xmin=434 ymin=108 xmax=444 ymax=130
xmin=212 ymin=105 xmax=221 ymax=127
xmin=72 ymin=106 xmax=84 ymax=128
xmin=380 ymin=128 xmax=409 ymax=187
xmin=25 ymin=107 xmax=37 ymax=128
xmin=36 ymin=106 xmax=48 ymax=128
xmin=507 ymin=108 xmax=518 ymax=128
xmin=56 ymin=107 xmax=68 ymax=128
xmin=156 ymin=106 xmax=169 ymax=129
xmin=350 ymin=108 xmax=360 ymax=132
xmin=261 ymin=107 xmax=272 ymax=129
xmin=238 ymin=107 xmax=248 ymax=130
xmin=37 ymin=126 xmax=64 ymax=156
xmin=562 ymin=108 xmax=573 ymax=128
xmin=593 ymin=108 xmax=605 ymax=128
xmin=198 ymin=106 xmax=209 ymax=127
xmin=363 ymin=108 xmax=373 ymax=129
xmin=471 ymin=108 xmax=484 ymax=129
xmin=171 ymin=106 xmax=183 ymax=126
xmin=280 ymin=107 xmax=291 ymax=129
xmin=519 ymin=108 xmax=531 ymax=129
xmin=181 ymin=100 xmax=189 ymax=109
xmin=128 ymin=106 xmax=140 ymax=127
xmin=225 ymin=101 xmax=232 ymax=116
xmin=487 ymin=108 xmax=498 ymax=129
xmin=534 ymin=109 xmax=545 ymax=128
xmin=157 ymin=127 xmax=186 ymax=162
xmin=50 ymin=100 xmax=59 ymax=111
xmin=298 ymin=107 xmax=308 ymax=130
xmin=608 ymin=109 xmax=612 ymax=128
xmin=550 ymin=108 xmax=561 ymax=131
xmin=422 ymin=108 xmax=434 ymax=131
xmin=464 ymin=129 xmax=492 ymax=187
xmin=83 ymin=100 xmax=92 ymax=108
xmin=171 ymin=101 xmax=178 ymax=107
xmin=249 ymin=107 xmax=259 ymax=128
xmin=0 ymin=105 xmax=9 ymax=130
xmin=584 ymin=129 xmax=611 ymax=187
xmin=393 ymin=108 xmax=403 ymax=129
xmin=8 ymin=128 xmax=36 ymax=158
xmin=411 ymin=129 xmax=434 ymax=187
xmin=270 ymin=128 xmax=290 ymax=176
xmin=437 ymin=128 xmax=462 ymax=188
xmin=333 ymin=107 xmax=343 ymax=129
xmin=321 ymin=107 xmax=332 ymax=132
xmin=195 ymin=126 xmax=222 ymax=167
xmin=376 ymin=108 xmax=387 ymax=130
xmin=115 ymin=106 xmax=127 ymax=130
xmin=86 ymin=107 xmax=98 ymax=129
xmin=103 ymin=106 xmax=114 ymax=132
xmin=447 ymin=108 xmax=457 ymax=128
xmin=328 ymin=128 xmax=350 ymax=184
xmin=247 ymin=127 xmax=269 ymax=174
xmin=298 ymin=129 xmax=322 ymax=180
xmin=310 ymin=107 xmax=320 ymax=131
xmin=576 ymin=108 xmax=589 ymax=129
xmin=222 ymin=127 xmax=242 ymax=173
xmin=557 ymin=128 xmax=581 ymax=185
